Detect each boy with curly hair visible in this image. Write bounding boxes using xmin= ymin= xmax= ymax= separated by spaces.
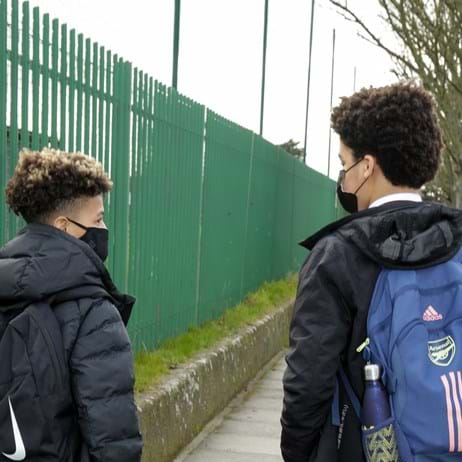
xmin=280 ymin=83 xmax=462 ymax=461
xmin=0 ymin=149 xmax=142 ymax=461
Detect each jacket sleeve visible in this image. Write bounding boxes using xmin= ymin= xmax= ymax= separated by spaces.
xmin=281 ymin=237 xmax=352 ymax=462
xmin=70 ymin=299 xmax=143 ymax=462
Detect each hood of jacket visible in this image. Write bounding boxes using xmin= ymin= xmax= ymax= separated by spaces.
xmin=300 ymin=201 xmax=462 ymax=269
xmin=0 ymin=223 xmax=135 ymax=323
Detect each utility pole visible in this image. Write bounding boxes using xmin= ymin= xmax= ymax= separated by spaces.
xmin=259 ymin=0 xmax=269 ymax=136
xmin=303 ymin=0 xmax=315 ymax=164
xmin=327 ymin=29 xmax=336 ymax=178
xmin=172 ymin=0 xmax=181 ymax=89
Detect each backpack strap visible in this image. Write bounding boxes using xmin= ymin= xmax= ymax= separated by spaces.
xmin=332 ymin=377 xmax=340 ymax=426
xmin=26 ymin=301 xmax=68 ymax=385
xmin=338 ymin=366 xmax=361 ymax=419
xmin=332 ymin=366 xmax=362 ymax=426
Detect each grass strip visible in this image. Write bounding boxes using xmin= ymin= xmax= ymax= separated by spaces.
xmin=134 ymin=274 xmax=297 ymax=393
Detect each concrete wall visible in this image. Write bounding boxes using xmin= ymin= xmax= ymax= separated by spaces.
xmin=136 ymin=301 xmax=293 ymax=462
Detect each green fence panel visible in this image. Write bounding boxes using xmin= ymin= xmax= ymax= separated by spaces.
xmin=125 ymin=81 xmax=205 ymax=351
xmin=241 ymin=135 xmax=279 ymax=296
xmin=59 ymin=23 xmax=67 ymax=150
xmin=0 ymin=1 xmax=342 ymax=352
xmin=272 ymin=150 xmax=296 ymax=280
xmin=197 ymin=112 xmax=253 ymax=324
xmin=7 ymin=0 xmax=19 ymax=240
xmin=0 ymin=0 xmax=7 ymax=245
xmin=49 ymin=18 xmax=57 ymax=148
xmin=291 ymin=163 xmax=337 ymax=267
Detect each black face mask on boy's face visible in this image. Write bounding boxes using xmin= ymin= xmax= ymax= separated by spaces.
xmin=336 ymin=157 xmax=369 ymax=214
xmin=66 ymin=217 xmax=109 ymax=262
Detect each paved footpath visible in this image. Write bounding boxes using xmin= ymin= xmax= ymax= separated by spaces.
xmin=175 ymin=354 xmax=286 ymax=462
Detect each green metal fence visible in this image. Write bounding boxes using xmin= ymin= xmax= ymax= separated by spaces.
xmin=0 ymin=0 xmax=342 ymax=352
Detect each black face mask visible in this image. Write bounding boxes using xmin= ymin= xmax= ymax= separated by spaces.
xmin=67 ymin=217 xmax=109 ymax=262
xmin=336 ymin=157 xmax=369 ymax=214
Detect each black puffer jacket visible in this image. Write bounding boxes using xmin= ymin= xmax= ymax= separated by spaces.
xmin=0 ymin=224 xmax=143 ymax=461
xmin=281 ymin=201 xmax=462 ymax=462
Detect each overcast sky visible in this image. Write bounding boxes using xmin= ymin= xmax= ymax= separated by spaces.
xmin=25 ymin=0 xmax=398 ymax=179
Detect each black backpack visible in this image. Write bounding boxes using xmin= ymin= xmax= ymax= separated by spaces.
xmin=0 ymin=302 xmax=76 ymax=461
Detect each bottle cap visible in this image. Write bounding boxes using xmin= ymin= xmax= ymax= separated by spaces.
xmin=364 ymin=364 xmax=381 ymax=381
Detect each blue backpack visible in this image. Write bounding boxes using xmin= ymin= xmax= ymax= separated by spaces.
xmin=336 ymin=247 xmax=462 ymax=462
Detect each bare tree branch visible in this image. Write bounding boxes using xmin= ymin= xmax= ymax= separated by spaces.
xmin=329 ymin=0 xmax=419 ymax=74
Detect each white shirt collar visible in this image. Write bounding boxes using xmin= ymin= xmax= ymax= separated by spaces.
xmin=369 ymin=192 xmax=422 ymax=209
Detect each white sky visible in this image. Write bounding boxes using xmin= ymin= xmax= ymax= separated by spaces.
xmin=26 ymin=0 xmax=397 ymax=179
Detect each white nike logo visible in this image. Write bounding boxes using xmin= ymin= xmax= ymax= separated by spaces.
xmin=2 ymin=397 xmax=26 ymax=461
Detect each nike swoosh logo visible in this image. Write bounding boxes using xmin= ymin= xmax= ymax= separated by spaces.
xmin=2 ymin=397 xmax=26 ymax=461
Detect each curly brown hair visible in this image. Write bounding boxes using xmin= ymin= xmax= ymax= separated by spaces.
xmin=5 ymin=149 xmax=113 ymax=223
xmin=331 ymin=83 xmax=443 ymax=188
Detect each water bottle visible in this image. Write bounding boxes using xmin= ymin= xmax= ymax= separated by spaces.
xmin=362 ymin=364 xmax=391 ymax=429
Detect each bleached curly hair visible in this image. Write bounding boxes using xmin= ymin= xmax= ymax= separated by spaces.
xmin=5 ymin=148 xmax=113 ymax=223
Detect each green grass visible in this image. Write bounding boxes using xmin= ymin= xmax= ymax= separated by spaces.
xmin=134 ymin=274 xmax=297 ymax=393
